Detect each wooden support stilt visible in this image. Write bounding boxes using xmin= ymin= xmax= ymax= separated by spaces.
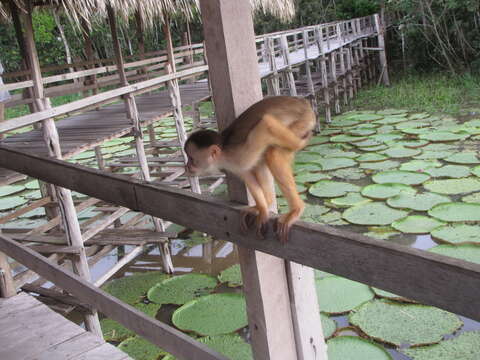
xmin=330 ymin=51 xmax=340 ymax=114
xmin=80 ymin=19 xmax=99 ymax=102
xmin=346 ymin=46 xmax=356 ymax=96
xmin=339 ymin=49 xmax=349 ymax=105
xmin=21 ymin=3 xmax=102 ymax=337
xmin=200 ymin=2 xmax=327 ymax=359
xmin=0 ymin=249 xmax=16 ymax=298
xmin=302 ymin=30 xmax=318 ymax=124
xmin=315 ymin=26 xmax=331 ymax=124
xmin=266 ymin=37 xmax=280 ymax=96
xmin=192 ymin=102 xmax=201 ymax=129
xmin=280 ymin=35 xmax=297 ymax=96
xmin=94 ymin=146 xmax=105 ymax=170
xmin=374 ymin=14 xmax=390 ymax=86
xmin=107 ymin=4 xmax=174 ymax=274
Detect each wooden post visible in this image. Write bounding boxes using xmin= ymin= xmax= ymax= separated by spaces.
xmin=330 ymin=51 xmax=340 ymax=114
xmin=346 ymin=46 xmax=356 ymax=96
xmin=339 ymin=49 xmax=349 ymax=105
xmin=0 ymin=249 xmax=16 ymax=298
xmin=280 ymin=35 xmax=297 ymax=96
xmin=199 ymin=1 xmax=326 ymax=359
xmin=315 ymin=26 xmax=331 ymax=124
xmin=266 ymin=37 xmax=280 ymax=96
xmin=81 ymin=19 xmax=98 ymax=99
xmin=302 ymin=30 xmax=318 ymax=122
xmin=107 ymin=4 xmax=174 ymax=274
xmin=21 ymin=3 xmax=102 ymax=336
xmin=94 ymin=146 xmax=105 ymax=170
xmin=374 ymin=14 xmax=390 ymax=86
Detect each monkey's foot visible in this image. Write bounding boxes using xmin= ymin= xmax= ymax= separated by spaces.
xmin=275 ymin=212 xmax=300 ymax=244
xmin=240 ymin=207 xmax=268 ymax=239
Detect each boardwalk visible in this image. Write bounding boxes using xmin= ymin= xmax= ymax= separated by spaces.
xmin=0 ymin=292 xmax=132 ymax=360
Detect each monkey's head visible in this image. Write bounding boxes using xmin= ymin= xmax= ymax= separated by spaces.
xmin=184 ymin=130 xmax=223 ymax=175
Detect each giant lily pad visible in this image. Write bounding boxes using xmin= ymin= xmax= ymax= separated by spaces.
xmin=315 ymin=276 xmax=374 ymax=314
xmin=218 ymin=264 xmax=242 ymax=287
xmin=118 ymin=335 xmax=167 ymax=360
xmin=399 ymin=160 xmax=441 ymax=172
xmin=147 ymin=273 xmax=217 ymax=305
xmin=471 ymin=165 xmax=480 ymax=177
xmin=428 ymin=202 xmax=480 ymax=222
xmin=102 ymin=272 xmax=170 ymax=305
xmin=359 ymin=160 xmax=400 ymax=171
xmin=361 ymin=183 xmax=415 ymax=200
xmin=295 ymin=171 xmax=330 ymax=183
xmin=330 ymin=118 xmax=361 ymax=127
xmin=391 ymin=216 xmax=445 ymax=234
xmin=309 ymin=135 xmax=330 ymax=145
xmin=198 ymin=334 xmax=253 ymax=360
xmin=321 ymin=313 xmax=337 ymax=338
xmin=409 ymin=112 xmax=430 ymax=120
xmin=327 ymin=336 xmax=392 ymax=360
xmin=172 ymin=293 xmax=247 ymax=336
xmin=348 ymin=128 xmax=377 ymax=136
xmin=364 ymin=226 xmax=400 ymax=240
xmin=349 ymin=300 xmax=463 ymax=346
xmin=0 ymin=185 xmax=24 ymax=197
xmin=342 ymin=202 xmax=408 ymax=225
xmin=330 ymin=193 xmax=370 ymax=208
xmin=387 ymin=192 xmax=450 ymax=211
xmin=429 ymin=244 xmax=480 ymax=264
xmin=296 ymin=151 xmax=321 ymax=163
xmin=377 ymin=109 xmax=408 ymax=115
xmin=423 ymin=178 xmax=480 ymax=194
xmin=414 ymin=150 xmax=454 ymax=160
xmin=374 ymin=116 xmax=407 ymax=125
xmin=372 ymin=132 xmax=405 ymax=143
xmin=356 ymin=153 xmax=389 ymax=162
xmin=393 ymin=139 xmax=429 ymax=148
xmin=383 ymin=147 xmax=421 ymax=158
xmin=0 ymin=196 xmax=28 ymax=211
xmin=431 ymin=224 xmax=480 ymax=245
xmin=445 ymin=152 xmax=480 ymax=164
xmin=301 ymin=204 xmax=330 ymax=222
xmin=360 ymin=144 xmax=389 ymax=152
xmin=372 ymin=170 xmax=430 ymax=185
xmin=309 ymin=180 xmax=360 ymax=198
xmin=402 ymin=331 xmax=480 ymax=360
xmin=372 ymin=288 xmax=415 ymax=303
xmin=419 ymin=132 xmax=469 ymax=142
xmin=316 ymin=157 xmax=357 ymax=171
xmin=346 ymin=113 xmax=383 ymax=121
xmin=462 ymin=192 xmax=480 ymax=203
xmin=331 ymin=134 xmax=367 ymax=143
xmin=425 ymin=165 xmax=471 ymax=178
xmin=330 ymin=168 xmax=366 ymax=180
xmin=354 ymin=139 xmax=382 ymax=147
xmin=24 ymin=180 xmax=40 ymax=190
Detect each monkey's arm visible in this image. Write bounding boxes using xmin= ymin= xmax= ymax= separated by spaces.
xmin=265 ymin=146 xmax=305 ymax=244
xmin=239 ymin=170 xmax=270 ymax=237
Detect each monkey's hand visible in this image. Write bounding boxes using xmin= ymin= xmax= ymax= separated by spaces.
xmin=240 ymin=206 xmax=269 ymax=239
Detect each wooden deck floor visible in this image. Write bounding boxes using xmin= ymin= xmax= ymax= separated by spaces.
xmin=0 ymin=292 xmax=132 ymax=360
xmin=0 ymin=82 xmax=210 ymax=186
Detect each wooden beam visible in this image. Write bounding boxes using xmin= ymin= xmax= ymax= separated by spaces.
xmin=2 ymin=147 xmax=480 ymax=321
xmin=0 ymin=250 xmax=16 ymax=298
xmin=0 ymin=235 xmax=227 ymax=360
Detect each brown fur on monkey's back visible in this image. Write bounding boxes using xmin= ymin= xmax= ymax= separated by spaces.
xmin=221 ymin=96 xmax=315 ymax=148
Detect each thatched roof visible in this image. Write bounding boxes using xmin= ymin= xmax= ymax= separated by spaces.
xmin=0 ymin=0 xmax=295 ymax=26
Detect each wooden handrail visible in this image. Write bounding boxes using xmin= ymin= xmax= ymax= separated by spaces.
xmin=1 ymin=146 xmax=480 ymax=322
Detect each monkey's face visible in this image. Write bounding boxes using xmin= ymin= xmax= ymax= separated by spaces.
xmin=185 ymin=142 xmax=221 ymax=175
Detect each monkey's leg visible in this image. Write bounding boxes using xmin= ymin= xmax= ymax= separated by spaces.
xmin=253 ymin=162 xmax=275 ymax=209
xmin=262 ymin=114 xmax=309 ymax=151
xmin=265 ymin=147 xmax=305 ymax=244
xmin=240 ymin=171 xmax=270 ymax=238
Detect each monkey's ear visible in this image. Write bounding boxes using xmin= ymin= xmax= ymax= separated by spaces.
xmin=209 ymin=144 xmax=222 ymax=160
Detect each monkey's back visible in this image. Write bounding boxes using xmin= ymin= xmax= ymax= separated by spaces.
xmin=221 ymin=96 xmax=314 ymax=149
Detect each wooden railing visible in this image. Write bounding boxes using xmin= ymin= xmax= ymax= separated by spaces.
xmin=1 ymin=146 xmax=480 ymax=322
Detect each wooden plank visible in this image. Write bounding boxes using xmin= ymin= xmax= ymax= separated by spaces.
xmin=34 ymin=332 xmax=104 ymax=360
xmin=2 ymin=147 xmax=480 ymax=320
xmin=0 ymin=236 xmax=227 ymax=360
xmin=0 ymin=196 xmax=51 ymax=225
xmin=70 ymin=343 xmax=130 ymax=360
xmin=21 ymin=283 xmax=92 ymax=310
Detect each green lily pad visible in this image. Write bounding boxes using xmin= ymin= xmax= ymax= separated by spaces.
xmin=419 ymin=132 xmax=469 ymax=142
xmin=393 ymin=139 xmax=429 ymax=148
xmin=24 ymin=180 xmax=40 ymax=190
xmin=387 ymin=192 xmax=450 ymax=211
xmin=383 ymin=147 xmax=421 ymax=158
xmin=361 ymin=183 xmax=415 ymax=200
xmin=399 ymin=160 xmax=441 ymax=172
xmin=198 ymin=334 xmax=253 ymax=360
xmin=301 ymin=204 xmax=330 ymax=222
xmin=327 ymin=336 xmax=393 ymax=360
xmin=308 ymin=135 xmax=330 ymax=145
xmin=317 ymin=210 xmax=348 ymax=225
xmin=378 ymin=109 xmax=408 ymax=115
xmin=423 ymin=178 xmax=480 ymax=194
xmin=316 ymin=157 xmax=357 ymax=171
xmin=409 ymin=112 xmax=430 ymax=120
xmin=346 ymin=113 xmax=383 ymax=121
xmin=296 ymin=151 xmax=321 ymax=163
xmin=0 ymin=196 xmax=28 ymax=211
xmin=295 ymin=171 xmax=331 ymax=183
xmin=23 ymin=190 xmax=42 ymax=200
xmin=356 ymin=153 xmax=389 ymax=162
xmin=348 ymin=128 xmax=377 ymax=136
xmin=315 ymin=276 xmax=374 ymax=314
xmin=147 ymin=273 xmax=217 ymax=305
xmin=431 ymin=224 xmax=480 ymax=245
xmin=372 ymin=170 xmax=430 ymax=185
xmin=354 ymin=139 xmax=382 ymax=147
xmin=0 ymin=185 xmax=24 ymax=197
xmin=118 ymin=335 xmax=167 ymax=360
xmin=101 ymin=303 xmax=161 ymax=341
xmin=471 ymin=165 xmax=480 ymax=177
xmin=391 ymin=215 xmax=445 ymax=234
xmin=309 ymin=180 xmax=360 ymax=198
xmin=395 ymin=121 xmax=430 ymax=130
xmin=172 ymin=293 xmax=247 ymax=336
xmin=309 ymin=143 xmax=352 ymax=154
xmin=364 ymin=226 xmax=400 ymax=240
xmin=360 ymin=144 xmax=389 ymax=152
xmin=349 ymin=300 xmax=463 ymax=346
xmin=321 ymin=128 xmax=343 ymax=136
xmin=331 ymin=134 xmax=367 ymax=143
xmin=372 ymin=288 xmax=415 ymax=303
xmin=425 ymin=165 xmax=471 ymax=179
xmin=376 ymin=125 xmax=396 ymax=134
xmin=321 ymin=313 xmax=337 ymax=338
xmin=429 ymin=244 xmax=480 ymax=264
xmin=445 ymin=152 xmax=480 ymax=164
xmin=462 ymin=192 xmax=480 ymax=203
xmin=342 ymin=202 xmax=408 ymax=225
xmin=372 ymin=132 xmax=405 ymax=143
xmin=374 ymin=116 xmax=407 ymax=125
xmin=294 ymin=163 xmax=323 ymax=172
xmin=330 ymin=168 xmax=366 ymax=180
xmin=414 ymin=150 xmax=454 ymax=160
xmin=401 ymin=127 xmax=431 ymax=135
xmin=359 ymin=160 xmax=400 ymax=171
xmin=218 ymin=264 xmax=242 ymax=287
xmin=330 ymin=193 xmax=370 ymax=208
xmin=330 ymin=118 xmax=361 ymax=127
xmin=102 ymin=272 xmax=170 ymax=305
xmin=402 ymin=331 xmax=480 ymax=360
xmin=428 ymin=202 xmax=480 ymax=222
xmin=324 ymin=151 xmax=359 ymax=159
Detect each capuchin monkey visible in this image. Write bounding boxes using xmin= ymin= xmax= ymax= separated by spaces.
xmin=184 ymin=96 xmax=315 ymax=243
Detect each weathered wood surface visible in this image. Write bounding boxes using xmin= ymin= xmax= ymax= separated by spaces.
xmin=2 ymin=147 xmax=480 ymax=322
xmin=0 ymin=292 xmax=133 ymax=360
xmin=0 ymin=236 xmax=227 ymax=360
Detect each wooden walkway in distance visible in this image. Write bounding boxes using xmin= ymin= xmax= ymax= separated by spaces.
xmin=0 ymin=292 xmax=132 ymax=360
xmin=0 ymin=82 xmax=210 ymax=186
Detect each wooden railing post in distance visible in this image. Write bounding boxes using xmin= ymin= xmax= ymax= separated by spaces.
xmin=199 ymin=1 xmax=327 ymax=359
xmin=20 ymin=3 xmax=102 ymax=336
xmin=374 ymin=14 xmax=390 ymax=86
xmin=266 ymin=37 xmax=280 ymax=96
xmin=280 ymin=35 xmax=297 ymax=96
xmin=0 ymin=244 xmax=16 ymax=298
